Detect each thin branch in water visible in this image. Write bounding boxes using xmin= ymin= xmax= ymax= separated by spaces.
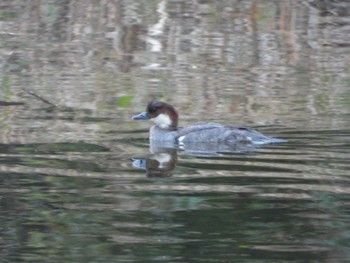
xmin=23 ymin=89 xmax=57 ymax=108
xmin=0 ymin=101 xmax=25 ymax=106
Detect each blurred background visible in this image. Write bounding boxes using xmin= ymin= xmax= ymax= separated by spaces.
xmin=1 ymin=0 xmax=349 ymax=139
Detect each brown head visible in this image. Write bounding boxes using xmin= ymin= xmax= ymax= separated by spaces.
xmin=132 ymin=101 xmax=178 ymax=131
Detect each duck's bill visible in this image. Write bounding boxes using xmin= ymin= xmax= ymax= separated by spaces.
xmin=132 ymin=112 xmax=149 ymax=120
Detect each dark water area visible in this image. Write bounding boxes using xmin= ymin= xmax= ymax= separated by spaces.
xmin=1 ymin=1 xmax=350 ymax=262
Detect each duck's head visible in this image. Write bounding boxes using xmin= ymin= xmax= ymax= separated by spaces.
xmin=132 ymin=101 xmax=178 ymax=130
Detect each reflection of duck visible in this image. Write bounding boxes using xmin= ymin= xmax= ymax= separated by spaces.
xmin=132 ymin=139 xmax=260 ymax=177
xmin=132 ymin=144 xmax=177 ymax=177
xmin=132 ymin=101 xmax=287 ymax=145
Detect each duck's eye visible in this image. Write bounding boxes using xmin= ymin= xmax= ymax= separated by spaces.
xmin=149 ymin=107 xmax=157 ymax=113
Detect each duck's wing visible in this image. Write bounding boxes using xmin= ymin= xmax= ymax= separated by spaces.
xmin=178 ymin=122 xmax=222 ymax=135
xmin=176 ymin=123 xmax=244 ymax=143
xmin=178 ymin=123 xmax=286 ymax=144
xmin=224 ymin=125 xmax=287 ymax=144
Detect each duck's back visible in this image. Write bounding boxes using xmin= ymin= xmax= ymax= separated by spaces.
xmin=177 ymin=122 xmax=286 ymax=145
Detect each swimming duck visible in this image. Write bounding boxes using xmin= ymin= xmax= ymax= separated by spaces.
xmin=132 ymin=101 xmax=287 ymax=145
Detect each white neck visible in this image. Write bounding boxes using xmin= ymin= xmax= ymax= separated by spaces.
xmin=151 ymin=113 xmax=172 ymax=129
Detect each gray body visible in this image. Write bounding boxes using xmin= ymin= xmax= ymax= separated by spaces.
xmin=150 ymin=122 xmax=286 ymax=145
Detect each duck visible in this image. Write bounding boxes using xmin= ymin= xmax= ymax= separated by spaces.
xmin=132 ymin=101 xmax=287 ymax=145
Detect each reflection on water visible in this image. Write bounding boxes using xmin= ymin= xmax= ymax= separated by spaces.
xmin=132 ymin=141 xmax=270 ymax=177
xmin=1 ymin=0 xmax=350 ymax=262
xmin=132 ymin=143 xmax=178 ymax=178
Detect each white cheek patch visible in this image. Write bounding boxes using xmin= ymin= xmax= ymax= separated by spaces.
xmin=151 ymin=113 xmax=172 ymax=129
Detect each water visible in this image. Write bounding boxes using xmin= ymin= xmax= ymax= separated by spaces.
xmin=1 ymin=0 xmax=350 ymax=262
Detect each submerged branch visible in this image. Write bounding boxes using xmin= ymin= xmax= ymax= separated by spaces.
xmin=23 ymin=89 xmax=57 ymax=108
xmin=0 ymin=101 xmax=25 ymax=106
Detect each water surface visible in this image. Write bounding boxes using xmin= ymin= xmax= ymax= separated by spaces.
xmin=1 ymin=1 xmax=350 ymax=262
